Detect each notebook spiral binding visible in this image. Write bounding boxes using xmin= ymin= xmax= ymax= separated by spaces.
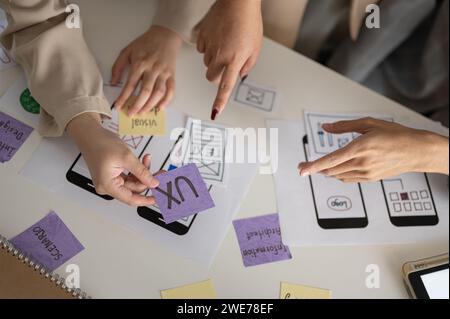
xmin=0 ymin=234 xmax=90 ymax=299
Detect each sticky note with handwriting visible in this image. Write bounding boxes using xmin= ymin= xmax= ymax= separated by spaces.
xmin=161 ymin=279 xmax=217 ymax=299
xmin=0 ymin=111 xmax=33 ymax=163
xmin=280 ymin=282 xmax=332 ymax=299
xmin=10 ymin=211 xmax=84 ymax=272
xmin=118 ymin=96 xmax=166 ymax=136
xmin=233 ymin=213 xmax=292 ymax=267
xmin=152 ymin=163 xmax=215 ymax=224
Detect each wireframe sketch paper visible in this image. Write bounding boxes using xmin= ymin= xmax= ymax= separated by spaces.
xmin=19 ymin=84 xmax=258 ymax=266
xmin=0 ymin=111 xmax=33 ymax=163
xmin=0 ymin=10 xmax=16 ymax=72
xmin=233 ymin=80 xmax=278 ymax=112
xmin=10 ymin=211 xmax=84 ymax=272
xmin=267 ymin=115 xmax=449 ymax=247
xmin=182 ymin=117 xmax=230 ymax=187
xmin=153 ymin=164 xmax=215 ymax=224
xmin=233 ymin=213 xmax=292 ymax=267
xmin=161 ymin=279 xmax=217 ymax=299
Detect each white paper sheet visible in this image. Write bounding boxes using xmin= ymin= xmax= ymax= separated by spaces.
xmin=0 ymin=10 xmax=16 ymax=72
xmin=267 ymin=115 xmax=449 ymax=247
xmin=15 ymin=80 xmax=257 ymax=266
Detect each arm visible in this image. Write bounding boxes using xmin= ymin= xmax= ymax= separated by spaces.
xmin=0 ymin=0 xmax=111 ymax=137
xmin=1 ymin=0 xmax=159 ymax=205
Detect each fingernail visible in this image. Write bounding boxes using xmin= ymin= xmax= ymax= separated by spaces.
xmin=300 ymin=170 xmax=310 ymax=177
xmin=211 ymin=108 xmax=219 ymax=121
xmin=150 ymin=178 xmax=159 ymax=188
xmin=322 ymin=123 xmax=331 ymax=129
xmin=241 ymin=75 xmax=248 ymax=83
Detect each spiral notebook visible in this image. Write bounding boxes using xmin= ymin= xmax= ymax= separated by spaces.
xmin=0 ymin=235 xmax=90 ymax=299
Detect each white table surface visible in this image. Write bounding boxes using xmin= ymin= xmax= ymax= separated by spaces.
xmin=0 ymin=0 xmax=448 ymax=299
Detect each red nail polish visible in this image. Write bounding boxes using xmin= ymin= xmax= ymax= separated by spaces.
xmin=211 ymin=109 xmax=219 ymax=121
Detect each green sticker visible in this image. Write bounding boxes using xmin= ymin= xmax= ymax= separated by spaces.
xmin=20 ymin=88 xmax=40 ymax=114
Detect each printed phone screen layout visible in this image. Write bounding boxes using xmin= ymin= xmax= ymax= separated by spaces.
xmin=303 ymin=136 xmax=367 ymax=220
xmin=381 ymin=174 xmax=437 ymax=218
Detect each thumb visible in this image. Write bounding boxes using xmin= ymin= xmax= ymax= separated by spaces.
xmin=127 ymin=155 xmax=159 ymax=189
xmin=322 ymin=117 xmax=378 ymax=134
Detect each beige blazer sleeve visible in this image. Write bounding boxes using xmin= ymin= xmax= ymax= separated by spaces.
xmin=0 ymin=0 xmax=111 ymax=137
xmin=152 ymin=0 xmax=213 ymax=44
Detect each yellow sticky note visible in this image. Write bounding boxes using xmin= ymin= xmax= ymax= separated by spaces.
xmin=280 ymin=282 xmax=332 ymax=299
xmin=161 ymin=280 xmax=217 ymax=299
xmin=119 ymin=96 xmax=166 ymax=136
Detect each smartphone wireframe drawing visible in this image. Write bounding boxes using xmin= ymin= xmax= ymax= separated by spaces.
xmin=137 ymin=135 xmax=213 ymax=236
xmin=303 ymin=135 xmax=368 ymax=229
xmin=381 ymin=174 xmax=439 ymax=227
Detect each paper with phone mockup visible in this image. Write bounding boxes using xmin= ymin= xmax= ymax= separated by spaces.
xmin=118 ymin=96 xmax=166 ymax=136
xmin=161 ymin=279 xmax=216 ymax=299
xmin=0 ymin=111 xmax=33 ymax=163
xmin=152 ymin=164 xmax=215 ymax=224
xmin=10 ymin=211 xmax=84 ymax=272
xmin=280 ymin=282 xmax=331 ymax=299
xmin=266 ymin=115 xmax=449 ymax=247
xmin=19 ymin=83 xmax=258 ymax=266
xmin=233 ymin=213 xmax=292 ymax=267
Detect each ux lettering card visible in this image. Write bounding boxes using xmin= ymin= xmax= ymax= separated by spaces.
xmin=152 ymin=164 xmax=215 ymax=224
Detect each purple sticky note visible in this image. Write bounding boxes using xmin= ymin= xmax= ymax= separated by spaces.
xmin=233 ymin=213 xmax=292 ymax=267
xmin=0 ymin=111 xmax=33 ymax=163
xmin=10 ymin=211 xmax=84 ymax=272
xmin=153 ymin=163 xmax=215 ymax=224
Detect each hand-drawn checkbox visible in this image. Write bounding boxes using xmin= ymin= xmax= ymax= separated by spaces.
xmin=393 ymin=203 xmax=402 ymax=212
xmin=403 ymin=202 xmax=412 ymax=212
xmin=423 ymin=202 xmax=432 ymax=210
xmin=420 ymin=190 xmax=429 ymax=199
xmin=390 ymin=192 xmax=399 ymax=201
xmin=410 ymin=191 xmax=419 ymax=200
xmin=413 ymin=202 xmax=423 ymax=211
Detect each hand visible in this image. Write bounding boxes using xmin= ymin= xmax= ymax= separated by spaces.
xmin=195 ymin=0 xmax=263 ymax=120
xmin=298 ymin=118 xmax=450 ymax=183
xmin=112 ymin=25 xmax=182 ymax=116
xmin=67 ymin=113 xmax=159 ymax=206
